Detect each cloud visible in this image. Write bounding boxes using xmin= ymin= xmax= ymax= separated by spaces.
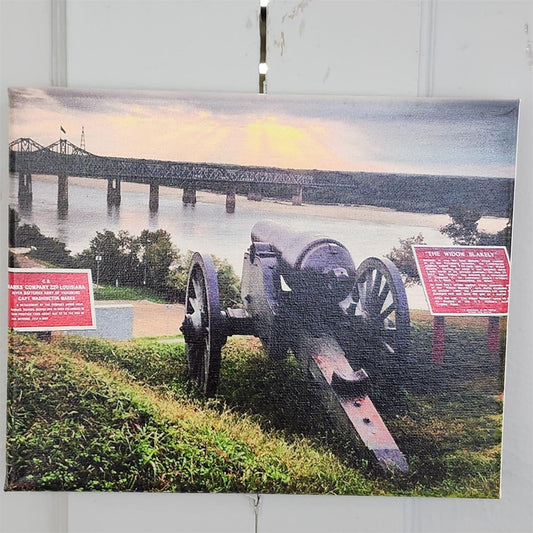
xmin=8 ymin=88 xmax=519 ymax=177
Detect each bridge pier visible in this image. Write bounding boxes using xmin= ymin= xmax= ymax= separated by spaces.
xmin=149 ymin=183 xmax=159 ymax=212
xmin=107 ymin=178 xmax=121 ymax=207
xmin=226 ymin=184 xmax=236 ymax=214
xmin=57 ymin=174 xmax=69 ymax=215
xmin=182 ymin=186 xmax=197 ymax=205
xmin=292 ymin=185 xmax=303 ymax=206
xmin=18 ymin=172 xmax=33 ymax=206
xmin=247 ymin=184 xmax=262 ymax=201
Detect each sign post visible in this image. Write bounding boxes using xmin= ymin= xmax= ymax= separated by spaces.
xmin=432 ymin=316 xmax=446 ymax=364
xmin=413 ymin=246 xmax=510 ymax=363
xmin=8 ymin=269 xmax=96 ymax=332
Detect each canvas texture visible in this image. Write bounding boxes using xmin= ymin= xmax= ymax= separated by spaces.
xmin=6 ymin=88 xmax=517 ymax=496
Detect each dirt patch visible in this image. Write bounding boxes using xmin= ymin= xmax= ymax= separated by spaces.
xmin=96 ymin=300 xmax=185 ymax=338
xmin=11 ymin=252 xmax=47 ymax=268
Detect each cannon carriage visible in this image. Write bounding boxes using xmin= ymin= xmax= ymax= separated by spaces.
xmin=180 ymin=220 xmax=411 ymax=473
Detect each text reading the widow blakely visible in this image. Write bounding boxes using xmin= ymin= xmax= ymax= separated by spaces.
xmin=413 ymin=246 xmax=510 ymax=316
xmin=8 ymin=270 xmax=95 ymax=330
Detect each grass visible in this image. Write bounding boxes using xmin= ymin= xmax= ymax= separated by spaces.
xmin=93 ymin=285 xmax=168 ymax=303
xmin=6 ymin=333 xmax=380 ymax=494
xmin=6 ymin=319 xmax=505 ymax=496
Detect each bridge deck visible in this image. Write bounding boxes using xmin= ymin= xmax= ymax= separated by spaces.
xmin=9 ymin=137 xmax=313 ymax=186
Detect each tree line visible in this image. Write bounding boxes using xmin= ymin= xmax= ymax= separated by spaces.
xmin=203 ymin=173 xmax=514 ymax=218
xmin=9 ymin=204 xmax=511 ymax=301
xmin=9 ymin=208 xmax=240 ymax=308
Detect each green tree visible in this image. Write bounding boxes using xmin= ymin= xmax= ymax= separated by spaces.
xmin=138 ymin=229 xmax=179 ymax=292
xmin=212 ymin=256 xmax=241 ymax=309
xmin=76 ymin=230 xmax=140 ymax=286
xmin=167 ymin=251 xmax=241 ymax=308
xmin=13 ymin=220 xmax=73 ymax=267
xmin=117 ymin=230 xmax=142 ymax=285
xmin=165 ymin=251 xmax=191 ymax=303
xmin=386 ymin=234 xmax=426 ymax=286
xmin=440 ymin=206 xmax=482 ymax=245
xmin=440 ymin=206 xmax=512 ymax=254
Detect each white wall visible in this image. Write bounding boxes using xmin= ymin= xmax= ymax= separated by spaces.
xmin=1 ymin=1 xmax=532 ymax=532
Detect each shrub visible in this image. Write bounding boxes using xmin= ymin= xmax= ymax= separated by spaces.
xmin=386 ymin=234 xmax=425 ymax=286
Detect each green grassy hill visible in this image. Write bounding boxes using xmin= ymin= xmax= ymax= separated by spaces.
xmin=6 ymin=322 xmax=504 ymax=496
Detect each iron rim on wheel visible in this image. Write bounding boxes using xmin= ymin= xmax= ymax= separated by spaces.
xmin=181 ymin=252 xmax=226 ymax=396
xmin=351 ymin=257 xmax=411 ymax=358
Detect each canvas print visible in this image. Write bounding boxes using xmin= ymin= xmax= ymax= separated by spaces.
xmin=6 ymin=88 xmax=517 ymax=496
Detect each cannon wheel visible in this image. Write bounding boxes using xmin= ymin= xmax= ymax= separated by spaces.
xmin=181 ymin=252 xmax=226 ymax=396
xmin=352 ymin=257 xmax=410 ymax=359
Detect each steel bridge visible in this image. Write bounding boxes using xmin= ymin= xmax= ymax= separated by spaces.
xmin=9 ymin=137 xmax=322 ymax=213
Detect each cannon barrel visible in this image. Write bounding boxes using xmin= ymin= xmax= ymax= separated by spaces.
xmin=252 ymin=220 xmax=350 ymax=271
xmin=251 ymin=220 xmax=356 ymax=301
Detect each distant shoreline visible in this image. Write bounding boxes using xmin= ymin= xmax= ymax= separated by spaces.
xmin=17 ymin=174 xmax=508 ymax=234
xmin=193 ymin=189 xmax=507 ymax=234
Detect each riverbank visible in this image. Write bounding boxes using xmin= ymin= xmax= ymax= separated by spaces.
xmin=194 ymin=189 xmax=507 ymax=234
xmin=28 ymin=174 xmax=507 ymax=234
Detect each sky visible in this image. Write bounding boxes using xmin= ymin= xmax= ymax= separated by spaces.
xmin=9 ymin=87 xmax=519 ymax=178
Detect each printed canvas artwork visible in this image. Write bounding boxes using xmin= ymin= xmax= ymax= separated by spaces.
xmin=6 ymin=88 xmax=517 ymax=497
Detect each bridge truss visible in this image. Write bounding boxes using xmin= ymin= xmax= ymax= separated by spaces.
xmin=9 ymin=137 xmax=315 ymax=187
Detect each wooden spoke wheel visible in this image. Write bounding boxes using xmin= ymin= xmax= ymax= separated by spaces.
xmin=350 ymin=257 xmax=411 ymax=360
xmin=180 ymin=252 xmax=226 ymax=396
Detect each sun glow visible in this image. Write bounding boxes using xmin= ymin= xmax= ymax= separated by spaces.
xmin=9 ymin=88 xmax=515 ymax=178
xmin=242 ymin=116 xmax=350 ymax=170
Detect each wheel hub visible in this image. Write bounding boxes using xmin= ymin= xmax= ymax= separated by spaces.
xmin=180 ymin=313 xmax=207 ymax=344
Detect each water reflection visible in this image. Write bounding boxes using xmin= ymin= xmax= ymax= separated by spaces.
xmin=18 ymin=198 xmax=32 ymax=217
xmin=148 ymin=210 xmax=159 ymax=229
xmin=57 ymin=206 xmax=68 ymax=220
xmin=10 ymin=174 xmax=457 ymax=308
xmin=107 ymin=204 xmax=120 ymax=222
xmin=56 ymin=219 xmax=70 ymax=251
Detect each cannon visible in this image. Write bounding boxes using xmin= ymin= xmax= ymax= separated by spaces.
xmin=180 ymin=220 xmax=411 ymax=473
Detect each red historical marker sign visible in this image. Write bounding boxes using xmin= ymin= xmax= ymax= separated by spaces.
xmin=8 ymin=269 xmax=96 ymax=331
xmin=413 ymin=246 xmax=510 ymax=316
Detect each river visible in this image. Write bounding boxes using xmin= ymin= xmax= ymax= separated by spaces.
xmin=10 ymin=174 xmax=459 ymax=309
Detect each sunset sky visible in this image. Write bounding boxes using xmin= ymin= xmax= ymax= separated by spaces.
xmin=9 ymin=87 xmax=519 ymax=178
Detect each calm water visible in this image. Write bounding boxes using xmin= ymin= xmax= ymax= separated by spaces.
xmin=10 ymin=175 xmax=454 ymax=308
